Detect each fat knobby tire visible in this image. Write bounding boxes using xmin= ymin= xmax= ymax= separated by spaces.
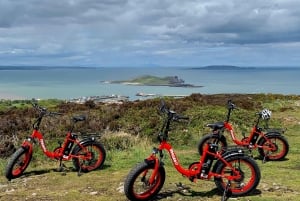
xmin=72 ymin=141 xmax=106 ymax=172
xmin=5 ymin=146 xmax=32 ymax=180
xmin=258 ymin=134 xmax=289 ymax=161
xmin=198 ymin=133 xmax=227 ymax=155
xmin=214 ymin=155 xmax=261 ymax=196
xmin=124 ymin=161 xmax=166 ymax=201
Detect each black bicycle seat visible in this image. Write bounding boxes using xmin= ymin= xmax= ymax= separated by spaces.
xmin=206 ymin=122 xmax=224 ymax=130
xmin=72 ymin=115 xmax=86 ymax=122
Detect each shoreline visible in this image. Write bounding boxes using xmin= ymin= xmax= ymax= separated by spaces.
xmin=0 ymin=92 xmax=24 ymax=100
xmin=1 ymin=92 xmax=300 ymax=102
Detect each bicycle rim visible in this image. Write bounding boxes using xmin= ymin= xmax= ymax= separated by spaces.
xmin=217 ymin=158 xmax=258 ymax=195
xmin=261 ymin=137 xmax=287 ymax=160
xmin=77 ymin=145 xmax=104 ymax=171
xmin=12 ymin=150 xmax=31 ymax=176
xmin=132 ymin=168 xmax=164 ymax=199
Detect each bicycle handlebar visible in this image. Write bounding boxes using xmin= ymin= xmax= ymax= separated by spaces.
xmin=173 ymin=114 xmax=189 ymax=121
xmin=157 ymin=99 xmax=189 ymax=141
xmin=227 ymin=100 xmax=238 ymax=110
xmin=226 ymin=100 xmax=270 ymax=127
xmin=32 ymin=101 xmax=62 ymax=116
xmin=159 ymin=99 xmax=189 ymax=121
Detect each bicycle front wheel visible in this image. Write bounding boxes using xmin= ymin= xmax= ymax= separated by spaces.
xmin=5 ymin=146 xmax=32 ymax=180
xmin=214 ymin=155 xmax=260 ymax=196
xmin=124 ymin=161 xmax=166 ymax=201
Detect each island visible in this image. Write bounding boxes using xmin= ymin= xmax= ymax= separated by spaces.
xmin=103 ymin=75 xmax=202 ymax=88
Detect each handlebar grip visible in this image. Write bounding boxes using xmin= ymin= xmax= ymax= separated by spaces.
xmin=173 ymin=115 xmax=189 ymax=121
xmin=49 ymin=112 xmax=63 ymax=116
xmin=227 ymin=100 xmax=238 ymax=110
xmin=178 ymin=116 xmax=189 ymax=120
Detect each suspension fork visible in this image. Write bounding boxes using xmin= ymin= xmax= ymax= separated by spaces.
xmin=144 ymin=147 xmax=162 ymax=185
xmin=21 ymin=138 xmax=34 ymax=156
xmin=148 ymin=157 xmax=160 ymax=185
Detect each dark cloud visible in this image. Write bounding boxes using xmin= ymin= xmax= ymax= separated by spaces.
xmin=0 ymin=0 xmax=300 ymax=66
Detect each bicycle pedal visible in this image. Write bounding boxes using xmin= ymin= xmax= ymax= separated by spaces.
xmin=188 ymin=176 xmax=195 ymax=182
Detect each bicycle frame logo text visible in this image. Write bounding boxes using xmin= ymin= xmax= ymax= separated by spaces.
xmin=170 ymin=149 xmax=179 ymax=165
xmin=39 ymin=139 xmax=47 ymax=152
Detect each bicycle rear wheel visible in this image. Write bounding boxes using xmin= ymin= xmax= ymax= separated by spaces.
xmin=198 ymin=133 xmax=227 ymax=155
xmin=72 ymin=141 xmax=106 ymax=172
xmin=214 ymin=155 xmax=260 ymax=196
xmin=258 ymin=134 xmax=289 ymax=161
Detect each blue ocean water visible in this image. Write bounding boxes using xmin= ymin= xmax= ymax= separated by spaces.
xmin=0 ymin=67 xmax=299 ymax=100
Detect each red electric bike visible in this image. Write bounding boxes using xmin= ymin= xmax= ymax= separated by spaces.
xmin=124 ymin=100 xmax=260 ymax=201
xmin=197 ymin=100 xmax=289 ymax=162
xmin=5 ymin=101 xmax=106 ymax=180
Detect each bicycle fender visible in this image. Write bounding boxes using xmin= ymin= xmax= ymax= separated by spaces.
xmin=257 ymin=131 xmax=283 ymax=145
xmin=198 ymin=133 xmax=227 ymax=155
xmin=144 ymin=158 xmax=165 ymax=167
xmin=212 ymin=151 xmax=245 ymax=173
xmin=21 ymin=141 xmax=33 ymax=153
xmin=71 ymin=138 xmax=97 ymax=155
xmin=264 ymin=131 xmax=282 ymax=137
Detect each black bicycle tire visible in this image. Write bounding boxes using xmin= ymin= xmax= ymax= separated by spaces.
xmin=124 ymin=161 xmax=166 ymax=201
xmin=5 ymin=146 xmax=32 ymax=180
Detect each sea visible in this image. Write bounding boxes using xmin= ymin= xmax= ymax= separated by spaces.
xmin=0 ymin=67 xmax=299 ymax=100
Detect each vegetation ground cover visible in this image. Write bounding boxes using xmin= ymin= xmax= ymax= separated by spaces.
xmin=0 ymin=93 xmax=299 ymax=201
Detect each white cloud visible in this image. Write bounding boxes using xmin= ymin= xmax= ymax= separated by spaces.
xmin=0 ymin=0 xmax=300 ymax=66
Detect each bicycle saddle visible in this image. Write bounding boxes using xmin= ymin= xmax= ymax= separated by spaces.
xmin=72 ymin=115 xmax=86 ymax=122
xmin=206 ymin=122 xmax=224 ymax=130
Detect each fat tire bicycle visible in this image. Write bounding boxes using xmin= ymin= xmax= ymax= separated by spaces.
xmin=124 ymin=100 xmax=260 ymax=201
xmin=197 ymin=100 xmax=289 ymax=162
xmin=5 ymin=101 xmax=106 ymax=180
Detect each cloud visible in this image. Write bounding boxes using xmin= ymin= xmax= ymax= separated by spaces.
xmin=0 ymin=0 xmax=300 ymax=66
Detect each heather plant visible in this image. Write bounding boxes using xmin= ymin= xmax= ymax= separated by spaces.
xmin=0 ymin=94 xmax=300 ymax=201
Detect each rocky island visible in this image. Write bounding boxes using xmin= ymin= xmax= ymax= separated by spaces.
xmin=104 ymin=75 xmax=202 ymax=88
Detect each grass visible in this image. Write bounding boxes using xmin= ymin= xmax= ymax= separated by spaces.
xmin=1 ymin=131 xmax=299 ymax=201
xmin=0 ymin=95 xmax=300 ymax=201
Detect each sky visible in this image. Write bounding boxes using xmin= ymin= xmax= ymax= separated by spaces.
xmin=1 ymin=0 xmax=300 ymax=67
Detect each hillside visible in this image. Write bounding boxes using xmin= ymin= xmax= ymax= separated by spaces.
xmin=0 ymin=93 xmax=300 ymax=201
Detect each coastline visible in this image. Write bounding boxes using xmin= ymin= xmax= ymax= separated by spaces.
xmin=1 ymin=67 xmax=300 ymax=101
xmin=0 ymin=91 xmax=24 ymax=100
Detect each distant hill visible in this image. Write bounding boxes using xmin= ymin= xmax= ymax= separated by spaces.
xmin=0 ymin=66 xmax=95 ymax=70
xmin=189 ymin=65 xmax=256 ymax=70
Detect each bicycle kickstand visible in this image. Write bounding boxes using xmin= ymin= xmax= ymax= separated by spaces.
xmin=263 ymin=151 xmax=270 ymax=163
xmin=221 ymin=181 xmax=232 ymax=201
xmin=248 ymin=149 xmax=253 ymax=158
xmin=77 ymin=163 xmax=83 ymax=177
xmin=57 ymin=159 xmax=67 ymax=175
